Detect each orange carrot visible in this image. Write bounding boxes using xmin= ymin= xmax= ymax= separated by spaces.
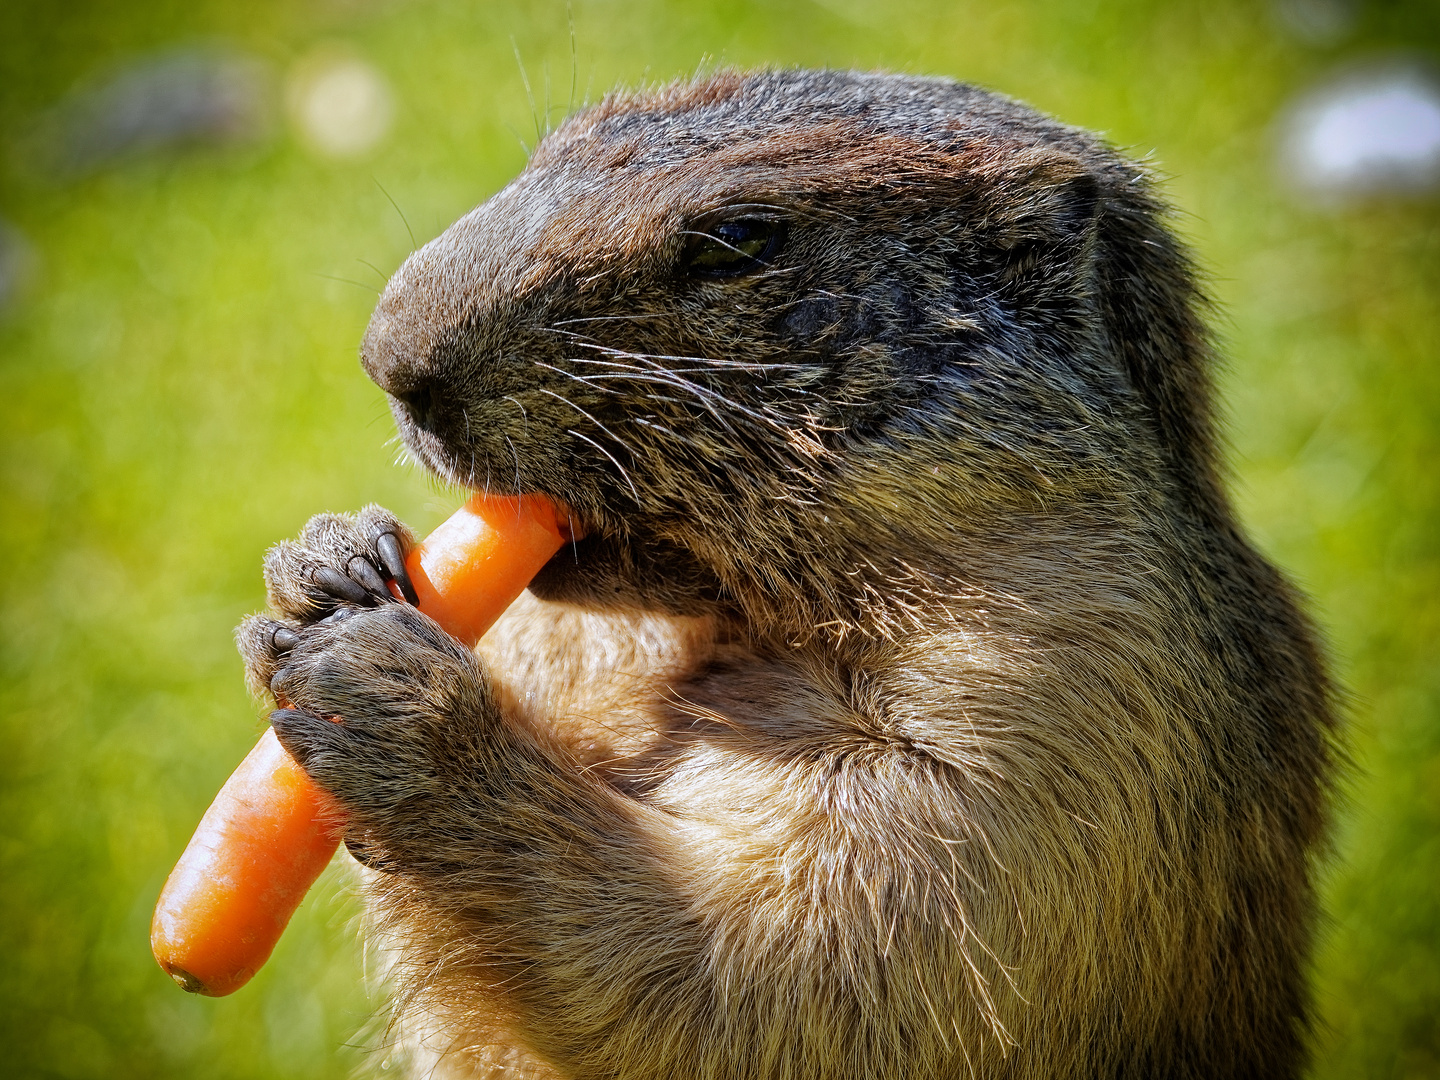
xmin=151 ymin=494 xmax=575 ymax=996
xmin=401 ymin=493 xmax=572 ymax=649
xmin=149 ymin=729 xmax=339 ymax=996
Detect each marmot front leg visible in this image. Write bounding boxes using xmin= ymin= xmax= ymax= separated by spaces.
xmin=234 ymin=506 xmax=510 ymax=873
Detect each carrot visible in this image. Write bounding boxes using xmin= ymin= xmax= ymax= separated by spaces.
xmin=151 ymin=494 xmax=575 ymax=996
xmin=149 ymin=729 xmax=339 ymax=996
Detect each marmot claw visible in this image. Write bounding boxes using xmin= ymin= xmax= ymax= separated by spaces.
xmin=236 ymin=506 xmax=419 ymax=699
xmin=259 ymin=505 xmax=417 ymax=621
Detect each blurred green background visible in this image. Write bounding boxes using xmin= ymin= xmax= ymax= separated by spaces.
xmin=1 ymin=0 xmax=1436 ymax=1076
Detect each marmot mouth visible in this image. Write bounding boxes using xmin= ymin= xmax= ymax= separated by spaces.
xmin=394 ymin=409 xmax=600 ymax=545
xmin=393 ymin=419 xmax=459 ymax=484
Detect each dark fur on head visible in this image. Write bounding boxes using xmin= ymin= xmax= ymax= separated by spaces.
xmin=242 ymin=69 xmax=1336 ymax=1078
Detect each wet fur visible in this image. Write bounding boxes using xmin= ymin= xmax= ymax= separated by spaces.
xmin=238 ymin=70 xmax=1335 ymax=1078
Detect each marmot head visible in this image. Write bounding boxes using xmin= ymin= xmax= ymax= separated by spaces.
xmin=362 ymin=70 xmax=1217 ymax=632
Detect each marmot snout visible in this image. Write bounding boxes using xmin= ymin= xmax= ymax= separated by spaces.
xmin=243 ymin=69 xmax=1336 ymax=1079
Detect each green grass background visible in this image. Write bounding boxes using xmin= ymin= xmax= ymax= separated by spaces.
xmin=1 ymin=0 xmax=1436 ymax=1076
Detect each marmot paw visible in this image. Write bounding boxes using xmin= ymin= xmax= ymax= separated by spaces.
xmin=258 ymin=603 xmax=497 ymax=856
xmin=236 ymin=505 xmax=417 ymax=694
xmin=264 ymin=504 xmax=418 ymax=619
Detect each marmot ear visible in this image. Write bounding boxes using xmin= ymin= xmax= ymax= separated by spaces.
xmin=980 ymin=155 xmax=1102 ymax=293
xmin=991 ymin=152 xmax=1102 ymax=250
xmin=1043 ymin=168 xmax=1101 ymax=235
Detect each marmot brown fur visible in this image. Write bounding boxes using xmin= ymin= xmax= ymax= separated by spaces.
xmin=238 ymin=69 xmax=1336 ymax=1079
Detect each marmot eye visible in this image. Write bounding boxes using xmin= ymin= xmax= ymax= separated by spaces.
xmin=682 ymin=218 xmax=785 ymax=278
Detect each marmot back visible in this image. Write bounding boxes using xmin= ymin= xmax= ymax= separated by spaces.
xmin=242 ymin=69 xmax=1336 ymax=1079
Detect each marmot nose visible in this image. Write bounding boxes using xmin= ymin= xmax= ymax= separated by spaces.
xmin=362 ymin=310 xmax=444 ymax=434
xmin=392 ymin=380 xmax=441 ymax=434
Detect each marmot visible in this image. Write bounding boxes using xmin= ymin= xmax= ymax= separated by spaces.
xmin=238 ymin=69 xmax=1336 ymax=1079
